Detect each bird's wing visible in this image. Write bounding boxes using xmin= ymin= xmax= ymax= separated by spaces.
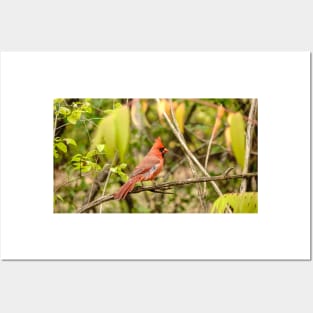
xmin=130 ymin=155 xmax=161 ymax=178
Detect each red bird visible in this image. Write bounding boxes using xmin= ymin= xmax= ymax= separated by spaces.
xmin=114 ymin=137 xmax=168 ymax=200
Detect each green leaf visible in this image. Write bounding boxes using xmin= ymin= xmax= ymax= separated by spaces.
xmin=91 ymin=106 xmax=130 ymax=161
xmin=101 ymin=113 xmax=116 ymax=160
xmin=119 ymin=163 xmax=127 ymax=169
xmin=56 ymin=142 xmax=67 ymax=153
xmin=110 ymin=163 xmax=128 ymax=182
xmin=64 ymin=138 xmax=77 ymax=146
xmin=92 ymin=113 xmax=116 ymax=160
xmin=115 ymin=106 xmax=130 ymax=162
xmin=229 ymin=112 xmax=245 ymax=168
xmin=96 ymin=144 xmax=105 ymax=153
xmin=86 ymin=150 xmax=97 ymax=158
xmin=81 ymin=165 xmax=92 ymax=173
xmin=175 ymin=103 xmax=185 ymax=133
xmin=67 ymin=110 xmax=81 ymax=124
xmin=59 ymin=106 xmax=71 ymax=116
xmin=71 ymin=154 xmax=82 ymax=162
xmin=81 ymin=102 xmax=92 ymax=113
xmin=56 ymin=194 xmax=64 ymax=202
xmin=92 ymin=163 xmax=102 ymax=171
xmin=211 ymin=192 xmax=258 ymax=213
xmin=54 ymin=149 xmax=59 ymax=159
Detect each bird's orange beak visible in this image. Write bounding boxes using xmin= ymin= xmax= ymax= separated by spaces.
xmin=164 ymin=148 xmax=169 ymax=154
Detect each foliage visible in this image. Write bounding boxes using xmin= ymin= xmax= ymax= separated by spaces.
xmin=211 ymin=192 xmax=258 ymax=213
xmin=91 ymin=104 xmax=130 ymax=161
xmin=228 ymin=112 xmax=246 ymax=168
xmin=53 ymin=98 xmax=258 ymax=213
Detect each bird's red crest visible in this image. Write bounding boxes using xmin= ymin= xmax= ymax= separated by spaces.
xmin=152 ymin=137 xmax=168 ymax=155
xmin=154 ymin=137 xmax=165 ymax=149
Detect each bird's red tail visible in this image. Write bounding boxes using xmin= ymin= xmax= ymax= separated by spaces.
xmin=113 ymin=176 xmax=142 ymax=200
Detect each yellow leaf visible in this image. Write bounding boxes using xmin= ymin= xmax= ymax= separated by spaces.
xmin=157 ymin=99 xmax=177 ymax=122
xmin=101 ymin=113 xmax=116 ymax=160
xmin=229 ymin=112 xmax=246 ymax=168
xmin=157 ymin=99 xmax=167 ymax=121
xmin=115 ymin=106 xmax=130 ymax=162
xmin=175 ymin=103 xmax=185 ymax=133
xmin=141 ymin=100 xmax=148 ymax=113
xmin=91 ymin=106 xmax=130 ymax=162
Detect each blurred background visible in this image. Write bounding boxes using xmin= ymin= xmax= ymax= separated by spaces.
xmin=53 ymin=98 xmax=258 ymax=213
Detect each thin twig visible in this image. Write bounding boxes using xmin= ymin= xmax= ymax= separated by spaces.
xmin=162 ymin=110 xmax=223 ymax=196
xmin=168 ymin=99 xmax=206 ymax=212
xmin=77 ymin=172 xmax=258 ymax=213
xmin=99 ymin=154 xmax=117 ymax=213
xmin=240 ymin=99 xmax=258 ymax=193
xmin=203 ymin=126 xmax=215 ymax=197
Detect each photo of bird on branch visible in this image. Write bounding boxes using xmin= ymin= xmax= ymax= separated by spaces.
xmin=54 ymin=98 xmax=258 ymax=214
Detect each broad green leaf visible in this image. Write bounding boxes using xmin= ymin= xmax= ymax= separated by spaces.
xmin=211 ymin=192 xmax=258 ymax=213
xmin=115 ymin=106 xmax=130 ymax=162
xmin=100 ymin=113 xmax=116 ymax=160
xmin=56 ymin=142 xmax=67 ymax=153
xmin=64 ymin=138 xmax=77 ymax=146
xmin=96 ymin=144 xmax=105 ymax=153
xmin=229 ymin=112 xmax=245 ymax=168
xmin=67 ymin=110 xmax=81 ymax=124
xmin=91 ymin=106 xmax=130 ymax=161
xmin=175 ymin=103 xmax=185 ymax=133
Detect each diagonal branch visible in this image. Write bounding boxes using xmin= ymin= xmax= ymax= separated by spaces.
xmin=168 ymin=99 xmax=206 ymax=212
xmin=77 ymin=172 xmax=257 ymax=213
xmin=162 ymin=110 xmax=223 ymax=196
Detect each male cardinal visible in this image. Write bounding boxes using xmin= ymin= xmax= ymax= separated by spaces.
xmin=114 ymin=137 xmax=168 ymax=200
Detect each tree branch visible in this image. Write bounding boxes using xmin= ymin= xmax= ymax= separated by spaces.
xmin=240 ymin=99 xmax=258 ymax=193
xmin=77 ymin=172 xmax=257 ymax=213
xmin=162 ymin=109 xmax=223 ymax=197
xmin=168 ymin=99 xmax=206 ymax=212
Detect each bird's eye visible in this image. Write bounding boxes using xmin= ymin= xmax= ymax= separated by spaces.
xmin=159 ymin=147 xmax=164 ymax=152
